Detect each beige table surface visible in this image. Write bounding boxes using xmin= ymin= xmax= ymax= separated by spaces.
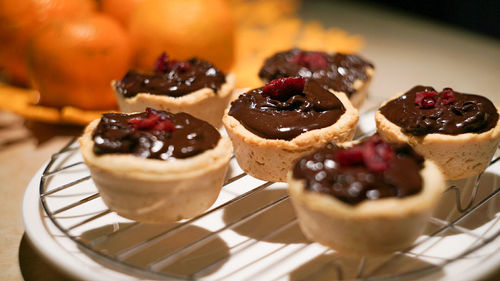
xmin=2 ymin=1 xmax=500 ymax=280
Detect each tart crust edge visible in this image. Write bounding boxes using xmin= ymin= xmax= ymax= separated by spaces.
xmin=114 ymin=73 xmax=236 ymax=128
xmin=375 ymin=93 xmax=500 ymax=180
xmin=287 ymin=158 xmax=445 ymax=255
xmin=223 ymin=91 xmax=359 ymax=182
xmin=78 ymin=119 xmax=233 ymax=223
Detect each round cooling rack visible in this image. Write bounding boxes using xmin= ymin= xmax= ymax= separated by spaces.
xmin=22 ymin=111 xmax=500 ymax=281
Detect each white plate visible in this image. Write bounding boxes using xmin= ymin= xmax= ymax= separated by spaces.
xmin=22 ymin=112 xmax=500 ymax=281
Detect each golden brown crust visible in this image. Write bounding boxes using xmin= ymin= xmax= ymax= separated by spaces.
xmin=223 ymin=91 xmax=358 ymax=182
xmin=79 ymin=119 xmax=232 ymax=223
xmin=114 ymin=74 xmax=235 ymax=128
xmin=287 ymin=142 xmax=446 ymax=255
xmin=375 ymin=94 xmax=500 ymax=180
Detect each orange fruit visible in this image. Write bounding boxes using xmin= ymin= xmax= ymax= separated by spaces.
xmin=0 ymin=0 xmax=95 ymax=86
xmin=27 ymin=14 xmax=132 ymax=110
xmin=100 ymin=0 xmax=147 ymax=27
xmin=129 ymin=0 xmax=235 ymax=72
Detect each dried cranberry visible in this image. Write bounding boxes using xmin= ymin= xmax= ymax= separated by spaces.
xmin=415 ymin=90 xmax=438 ymax=108
xmin=305 ymin=53 xmax=329 ymax=70
xmin=262 ymin=77 xmax=306 ymax=101
xmin=421 ymin=97 xmax=436 ymax=108
xmin=290 ymin=51 xmax=329 ymax=70
xmin=128 ymin=114 xmax=160 ymax=129
xmin=362 ymin=140 xmax=393 ymax=173
xmin=128 ymin=108 xmax=175 ymax=132
xmin=153 ymin=52 xmax=169 ymax=73
xmin=290 ymin=52 xmax=306 ymax=65
xmin=334 ymin=136 xmax=393 ymax=173
xmin=440 ymin=87 xmax=456 ymax=105
xmin=152 ymin=119 xmax=175 ymax=131
xmin=153 ymin=52 xmax=190 ymax=73
xmin=334 ymin=146 xmax=364 ymax=166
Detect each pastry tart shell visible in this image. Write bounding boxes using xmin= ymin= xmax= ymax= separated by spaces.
xmin=223 ymin=91 xmax=358 ymax=182
xmin=79 ymin=119 xmax=233 ymax=223
xmin=375 ymin=95 xmax=500 ymax=180
xmin=114 ymin=74 xmax=235 ymax=128
xmin=288 ymin=158 xmax=445 ymax=255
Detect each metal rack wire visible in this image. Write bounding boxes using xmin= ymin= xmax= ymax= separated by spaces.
xmin=38 ymin=121 xmax=500 ymax=280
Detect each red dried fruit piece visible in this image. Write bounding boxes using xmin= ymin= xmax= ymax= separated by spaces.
xmin=362 ymin=140 xmax=393 ymax=173
xmin=290 ymin=51 xmax=329 ymax=70
xmin=153 ymin=119 xmax=175 ymax=131
xmin=440 ymin=87 xmax=456 ymax=105
xmin=415 ymin=90 xmax=439 ymax=108
xmin=145 ymin=107 xmax=156 ymax=115
xmin=128 ymin=114 xmax=160 ymax=130
xmin=153 ymin=52 xmax=190 ymax=73
xmin=303 ymin=52 xmax=329 ymax=70
xmin=421 ymin=97 xmax=436 ymax=108
xmin=334 ymin=136 xmax=393 ymax=173
xmin=334 ymin=146 xmax=364 ymax=166
xmin=290 ymin=52 xmax=306 ymax=65
xmin=153 ymin=52 xmax=169 ymax=73
xmin=128 ymin=108 xmax=175 ymax=132
xmin=262 ymin=77 xmax=306 ymax=101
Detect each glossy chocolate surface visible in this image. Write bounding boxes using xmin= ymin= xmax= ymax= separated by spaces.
xmin=115 ymin=58 xmax=226 ymax=98
xmin=258 ymin=49 xmax=373 ymax=96
xmin=292 ymin=135 xmax=424 ymax=205
xmin=92 ymin=109 xmax=220 ymax=160
xmin=380 ymin=86 xmax=498 ymax=136
xmin=228 ymin=79 xmax=346 ymax=140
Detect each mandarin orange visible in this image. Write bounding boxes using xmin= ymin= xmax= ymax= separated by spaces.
xmin=27 ymin=14 xmax=131 ymax=110
xmin=128 ymin=0 xmax=235 ymax=72
xmin=0 ymin=0 xmax=95 ymax=86
xmin=100 ymin=0 xmax=146 ymax=27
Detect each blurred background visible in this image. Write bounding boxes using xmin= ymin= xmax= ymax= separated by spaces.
xmin=0 ymin=0 xmax=499 ymax=125
xmin=352 ymin=0 xmax=500 ymax=38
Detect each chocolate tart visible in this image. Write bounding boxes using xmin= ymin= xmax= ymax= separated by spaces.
xmin=223 ymin=77 xmax=358 ymax=182
xmin=79 ymin=109 xmax=232 ymax=223
xmin=376 ymin=86 xmax=500 ymax=180
xmin=113 ymin=55 xmax=235 ymax=128
xmin=287 ymin=135 xmax=446 ymax=255
xmin=258 ymin=48 xmax=374 ymax=108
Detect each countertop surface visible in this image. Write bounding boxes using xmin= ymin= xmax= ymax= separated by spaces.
xmin=2 ymin=1 xmax=500 ymax=280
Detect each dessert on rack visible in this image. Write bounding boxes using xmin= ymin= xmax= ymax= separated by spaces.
xmin=79 ymin=108 xmax=232 ymax=223
xmin=259 ymin=48 xmax=374 ymax=108
xmin=223 ymin=76 xmax=358 ymax=182
xmin=287 ymin=134 xmax=445 ymax=255
xmin=113 ymin=52 xmax=235 ymax=128
xmin=376 ymin=86 xmax=500 ymax=180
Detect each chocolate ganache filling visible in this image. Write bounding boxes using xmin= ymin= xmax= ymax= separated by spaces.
xmin=92 ymin=108 xmax=220 ymax=160
xmin=292 ymin=135 xmax=424 ymax=205
xmin=379 ymin=86 xmax=498 ymax=136
xmin=228 ymin=77 xmax=346 ymax=140
xmin=258 ymin=48 xmax=373 ymax=97
xmin=115 ymin=56 xmax=226 ymax=98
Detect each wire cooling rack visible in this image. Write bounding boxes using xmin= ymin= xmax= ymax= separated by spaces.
xmin=36 ymin=112 xmax=500 ymax=281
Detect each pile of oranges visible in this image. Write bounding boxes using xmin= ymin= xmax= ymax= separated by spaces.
xmin=0 ymin=0 xmax=363 ymax=123
xmin=0 ymin=0 xmax=235 ymax=110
